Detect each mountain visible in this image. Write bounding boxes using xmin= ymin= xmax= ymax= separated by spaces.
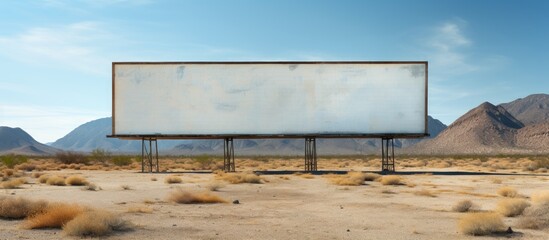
xmin=411 ymin=102 xmax=525 ymax=154
xmin=399 ymin=116 xmax=447 ymax=147
xmin=0 ymin=126 xmax=60 ymax=155
xmin=516 ymin=121 xmax=549 ymax=150
xmin=51 ymin=118 xmax=190 ymax=152
xmin=499 ymin=94 xmax=549 ymax=126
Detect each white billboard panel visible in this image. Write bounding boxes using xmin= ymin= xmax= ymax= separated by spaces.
xmin=112 ymin=62 xmax=427 ymax=138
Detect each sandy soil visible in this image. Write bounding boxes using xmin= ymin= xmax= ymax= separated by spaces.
xmin=1 ymin=166 xmax=549 ymax=239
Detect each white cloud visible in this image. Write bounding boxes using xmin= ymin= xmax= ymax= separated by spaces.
xmin=0 ymin=104 xmax=108 ymax=143
xmin=0 ymin=21 xmax=112 ymax=75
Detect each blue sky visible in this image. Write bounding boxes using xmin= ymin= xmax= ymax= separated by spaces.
xmin=0 ymin=0 xmax=548 ymax=143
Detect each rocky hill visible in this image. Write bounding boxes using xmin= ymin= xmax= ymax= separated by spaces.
xmin=500 ymin=93 xmax=549 ymax=126
xmin=0 ymin=126 xmax=60 ymax=155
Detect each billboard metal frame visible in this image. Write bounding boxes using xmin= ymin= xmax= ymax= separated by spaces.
xmin=108 ymin=61 xmax=428 ymax=173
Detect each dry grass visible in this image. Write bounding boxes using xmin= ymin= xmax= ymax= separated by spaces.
xmin=217 ymin=172 xmax=262 ymax=184
xmin=0 ymin=197 xmax=48 ymax=219
xmin=300 ymin=173 xmax=315 ymax=179
xmin=46 ymin=175 xmax=66 ymax=186
xmin=1 ymin=177 xmax=26 ymax=189
xmin=150 ymin=177 xmax=157 ymax=181
xmin=206 ymin=181 xmax=225 ymax=191
xmin=495 ymin=198 xmax=530 ymax=217
xmin=25 ymin=203 xmax=86 ymax=229
xmin=327 ymin=172 xmax=367 ymax=186
xmin=379 ymin=175 xmax=403 ymax=185
xmin=63 ymin=210 xmax=133 ymax=237
xmin=458 ymin=212 xmax=505 ymax=236
xmin=82 ymin=183 xmax=100 ymax=191
xmin=414 ymin=189 xmax=437 ymax=197
xmin=167 ymin=188 xmax=226 ymax=204
xmin=38 ymin=174 xmax=49 ymax=184
xmin=496 ymin=186 xmax=518 ymax=198
xmin=164 ymin=175 xmax=183 ymax=184
xmin=127 ymin=206 xmax=153 ymax=214
xmin=518 ymin=202 xmax=549 ymax=229
xmin=531 ymin=191 xmax=549 ymax=205
xmin=65 ymin=175 xmax=88 ymax=186
xmin=452 ymin=200 xmax=474 ymax=212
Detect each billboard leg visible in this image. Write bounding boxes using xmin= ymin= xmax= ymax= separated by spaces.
xmin=305 ymin=138 xmax=317 ymax=172
xmin=381 ymin=138 xmax=395 ymax=172
xmin=224 ymin=138 xmax=235 ymax=172
xmin=141 ymin=138 xmax=159 ymax=173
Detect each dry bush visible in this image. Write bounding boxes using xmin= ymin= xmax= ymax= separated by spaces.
xmin=25 ymin=203 xmax=86 ymax=229
xmin=167 ymin=188 xmax=226 ymax=204
xmin=452 ymin=200 xmax=474 ymax=212
xmin=518 ymin=202 xmax=549 ymax=229
xmin=414 ymin=189 xmax=437 ymax=197
xmin=120 ymin=185 xmax=132 ymax=190
xmin=206 ymin=181 xmax=225 ymax=191
xmin=127 ymin=206 xmax=153 ymax=214
xmin=65 ymin=175 xmax=88 ymax=186
xmin=495 ymin=199 xmax=530 ymax=217
xmin=379 ymin=175 xmax=403 ymax=185
xmin=1 ymin=177 xmax=26 ymax=189
xmin=82 ymin=183 xmax=100 ymax=191
xmin=164 ymin=175 xmax=183 ymax=184
xmin=150 ymin=177 xmax=157 ymax=181
xmin=300 ymin=173 xmax=315 ymax=179
xmin=217 ymin=172 xmax=262 ymax=184
xmin=38 ymin=174 xmax=50 ymax=183
xmin=46 ymin=175 xmax=66 ymax=186
xmin=363 ymin=173 xmax=381 ymax=181
xmin=458 ymin=212 xmax=505 ymax=236
xmin=56 ymin=152 xmax=89 ymax=165
xmin=497 ymin=186 xmax=518 ymax=198
xmin=327 ymin=172 xmax=367 ymax=186
xmin=3 ymin=169 xmax=14 ymax=177
xmin=0 ymin=197 xmax=48 ymax=219
xmin=31 ymin=172 xmax=43 ymax=178
xmin=531 ymin=191 xmax=549 ymax=205
xmin=63 ymin=210 xmax=133 ymax=237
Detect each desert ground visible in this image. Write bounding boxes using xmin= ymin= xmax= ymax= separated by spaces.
xmin=1 ymin=155 xmax=549 ymax=239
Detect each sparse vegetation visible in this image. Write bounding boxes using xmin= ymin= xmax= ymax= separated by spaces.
xmin=206 ymin=181 xmax=225 ymax=191
xmin=56 ymin=152 xmax=89 ymax=165
xmin=495 ymin=198 xmax=530 ymax=217
xmin=127 ymin=206 xmax=153 ymax=214
xmin=168 ymin=188 xmax=226 ymax=204
xmin=46 ymin=175 xmax=66 ymax=186
xmin=518 ymin=202 xmax=549 ymax=229
xmin=164 ymin=175 xmax=183 ymax=184
xmin=65 ymin=175 xmax=88 ymax=186
xmin=531 ymin=191 xmax=549 ymax=205
xmin=497 ymin=186 xmax=518 ymax=198
xmin=25 ymin=203 xmax=86 ymax=229
xmin=121 ymin=185 xmax=132 ymax=190
xmin=90 ymin=148 xmax=111 ymax=163
xmin=452 ymin=200 xmax=474 ymax=212
xmin=363 ymin=173 xmax=381 ymax=181
xmin=1 ymin=177 xmax=26 ymax=189
xmin=458 ymin=212 xmax=505 ymax=236
xmin=0 ymin=154 xmax=28 ymax=169
xmin=327 ymin=172 xmax=367 ymax=186
xmin=379 ymin=175 xmax=403 ymax=185
xmin=111 ymin=156 xmax=133 ymax=166
xmin=414 ymin=189 xmax=437 ymax=197
xmin=63 ymin=210 xmax=133 ymax=237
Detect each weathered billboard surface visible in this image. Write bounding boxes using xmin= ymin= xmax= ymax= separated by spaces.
xmin=112 ymin=62 xmax=427 ymax=138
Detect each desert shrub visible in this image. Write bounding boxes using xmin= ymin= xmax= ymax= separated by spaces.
xmin=300 ymin=173 xmax=315 ymax=179
xmin=150 ymin=177 xmax=157 ymax=181
xmin=65 ymin=175 xmax=88 ymax=186
xmin=82 ymin=183 xmax=100 ymax=191
xmin=15 ymin=163 xmax=36 ymax=171
xmin=0 ymin=197 xmax=48 ymax=219
xmin=46 ymin=175 xmax=66 ymax=186
xmin=25 ymin=203 xmax=86 ymax=229
xmin=453 ymin=200 xmax=474 ymax=212
xmin=327 ymin=172 xmax=366 ymax=186
xmin=496 ymin=199 xmax=530 ymax=217
xmin=206 ymin=181 xmax=225 ymax=191
xmin=63 ymin=210 xmax=133 ymax=237
xmin=38 ymin=174 xmax=50 ymax=183
xmin=193 ymin=154 xmax=215 ymax=169
xmin=90 ymin=148 xmax=111 ymax=163
xmin=31 ymin=172 xmax=43 ymax=178
xmin=217 ymin=172 xmax=262 ymax=184
xmin=363 ymin=173 xmax=381 ymax=181
xmin=111 ymin=156 xmax=133 ymax=166
xmin=56 ymin=152 xmax=89 ymax=165
xmin=531 ymin=191 xmax=549 ymax=205
xmin=380 ymin=175 xmax=403 ymax=185
xmin=167 ymin=188 xmax=226 ymax=204
xmin=3 ymin=169 xmax=14 ymax=177
xmin=0 ymin=154 xmax=28 ymax=169
xmin=164 ymin=175 xmax=183 ymax=184
xmin=518 ymin=202 xmax=549 ymax=229
xmin=458 ymin=212 xmax=505 ymax=235
xmin=414 ymin=189 xmax=437 ymax=197
xmin=1 ymin=178 xmax=26 ymax=189
xmin=120 ymin=185 xmax=132 ymax=190
xmin=497 ymin=186 xmax=518 ymax=198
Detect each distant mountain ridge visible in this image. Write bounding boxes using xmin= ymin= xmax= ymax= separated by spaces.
xmin=0 ymin=126 xmax=60 ymax=155
xmin=500 ymin=93 xmax=549 ymax=126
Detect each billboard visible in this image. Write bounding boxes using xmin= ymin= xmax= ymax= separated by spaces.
xmin=111 ymin=62 xmax=427 ymax=138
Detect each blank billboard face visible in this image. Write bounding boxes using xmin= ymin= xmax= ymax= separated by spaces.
xmin=112 ymin=62 xmax=427 ymax=137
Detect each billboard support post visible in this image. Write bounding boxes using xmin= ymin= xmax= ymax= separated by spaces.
xmin=304 ymin=138 xmax=317 ymax=172
xmin=141 ymin=138 xmax=159 ymax=173
xmin=224 ymin=138 xmax=235 ymax=172
xmin=381 ymin=138 xmax=395 ymax=172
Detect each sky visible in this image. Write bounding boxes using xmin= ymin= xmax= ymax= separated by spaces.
xmin=0 ymin=0 xmax=548 ymax=143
